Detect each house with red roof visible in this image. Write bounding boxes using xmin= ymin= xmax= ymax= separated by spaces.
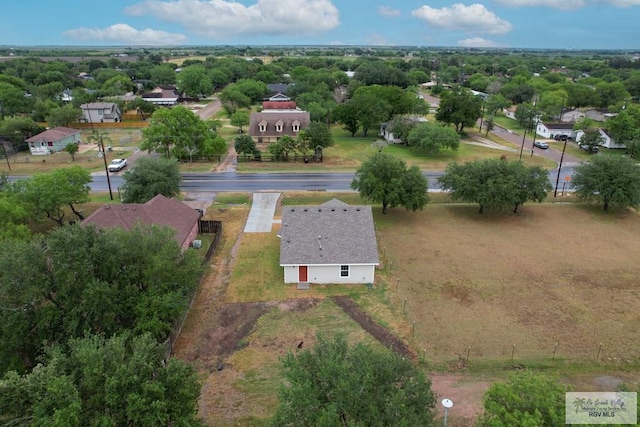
xmin=81 ymin=195 xmax=201 ymax=250
xmin=26 ymin=126 xmax=81 ymax=155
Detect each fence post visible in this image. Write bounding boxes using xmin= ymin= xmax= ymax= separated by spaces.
xmin=412 ymin=321 xmax=416 ymax=336
xmin=466 ymin=346 xmax=471 ymax=362
xmin=511 ymin=344 xmax=515 ymax=361
xmin=403 ymin=298 xmax=406 ymax=313
xmin=552 ymin=342 xmax=558 ymax=360
xmin=596 ymin=343 xmax=602 ymax=360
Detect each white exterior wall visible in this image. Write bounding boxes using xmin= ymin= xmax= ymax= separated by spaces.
xmin=283 ymin=264 xmax=376 ymax=284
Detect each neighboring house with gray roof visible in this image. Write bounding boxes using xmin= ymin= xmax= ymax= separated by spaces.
xmin=279 ymin=199 xmax=379 ymax=287
xmin=536 ymin=122 xmax=575 ymax=139
xmin=81 ymin=194 xmax=200 ymax=250
xmin=80 ymin=102 xmax=122 ymax=123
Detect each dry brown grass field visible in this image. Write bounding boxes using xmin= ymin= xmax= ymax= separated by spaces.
xmin=173 ymin=193 xmax=640 ymax=426
xmin=375 ymin=203 xmax=640 ymax=365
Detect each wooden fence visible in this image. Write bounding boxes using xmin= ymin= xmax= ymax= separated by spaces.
xmin=237 ymin=154 xmax=323 ymax=163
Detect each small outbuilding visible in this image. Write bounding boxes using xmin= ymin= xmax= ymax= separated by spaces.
xmin=279 ymin=199 xmax=379 ymax=288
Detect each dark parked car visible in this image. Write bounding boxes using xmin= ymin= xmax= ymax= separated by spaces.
xmin=554 ymin=134 xmax=570 ymax=141
xmin=533 ymin=140 xmax=549 ymax=149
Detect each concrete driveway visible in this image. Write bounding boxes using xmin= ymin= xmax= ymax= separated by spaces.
xmin=244 ymin=193 xmax=280 ymax=233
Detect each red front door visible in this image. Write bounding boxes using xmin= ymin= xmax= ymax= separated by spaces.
xmin=299 ymin=266 xmax=308 ymax=282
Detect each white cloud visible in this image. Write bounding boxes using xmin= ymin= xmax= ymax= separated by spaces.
xmin=365 ymin=34 xmax=392 ymax=45
xmin=63 ymin=24 xmax=187 ymax=45
xmin=411 ymin=3 xmax=512 ymax=35
xmin=378 ymin=6 xmax=401 ymax=17
xmin=458 ymin=37 xmax=501 ymax=48
xmin=494 ymin=0 xmax=640 ymax=10
xmin=125 ymin=0 xmax=340 ymax=38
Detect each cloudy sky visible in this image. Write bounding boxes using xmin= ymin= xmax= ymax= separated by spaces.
xmin=2 ymin=0 xmax=640 ymax=49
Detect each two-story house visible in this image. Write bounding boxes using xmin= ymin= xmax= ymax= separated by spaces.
xmin=80 ymin=102 xmax=122 ymax=123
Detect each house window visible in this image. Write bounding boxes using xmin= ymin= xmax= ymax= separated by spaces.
xmin=275 ymin=121 xmax=283 ymax=132
xmin=292 ymin=121 xmax=300 ymax=132
xmin=259 ymin=121 xmax=267 ymax=132
xmin=340 ymin=265 xmax=349 ymax=278
xmin=47 ymin=141 xmax=53 ymax=146
xmin=98 ymin=110 xmax=103 ymax=116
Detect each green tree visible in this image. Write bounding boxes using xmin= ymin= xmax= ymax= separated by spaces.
xmin=267 ymin=135 xmax=297 ymax=160
xmin=332 ymin=102 xmax=360 ymax=137
xmin=219 ymin=86 xmax=251 ymax=115
xmin=46 ymin=104 xmax=82 ymax=127
xmin=234 ymin=134 xmax=256 ymax=156
xmin=14 ymin=166 xmax=91 ymax=225
xmin=0 ymin=81 xmax=32 ymax=118
xmin=0 ymin=332 xmax=202 ymax=426
xmin=0 ymin=224 xmax=202 ymax=373
xmin=121 ymin=156 xmax=181 ymax=203
xmin=271 ymin=335 xmax=436 ymax=427
xmin=577 ymin=129 xmax=604 ymax=154
xmin=177 ymin=64 xmax=213 ymax=98
xmin=0 ymin=189 xmax=30 ymax=240
xmin=387 ymin=115 xmax=422 ymax=145
xmin=141 ymin=106 xmax=225 ymax=160
xmin=438 ymin=158 xmax=552 ymax=213
xmin=572 ymin=155 xmax=640 ymax=211
xmin=436 ymin=88 xmax=483 ymax=133
xmin=230 ymin=110 xmax=250 ymax=132
xmin=477 ymin=371 xmax=567 ymax=427
xmin=351 ymin=152 xmax=429 ymax=214
xmin=407 ymin=122 xmax=460 ymax=154
xmin=64 ymin=142 xmax=79 ymax=161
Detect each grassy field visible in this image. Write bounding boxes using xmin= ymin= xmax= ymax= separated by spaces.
xmin=175 ymin=192 xmax=640 ymax=426
xmin=235 ymin=126 xmax=555 ymax=172
xmin=5 ymin=128 xmax=143 ymax=175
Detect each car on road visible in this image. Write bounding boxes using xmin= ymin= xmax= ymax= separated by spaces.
xmin=108 ymin=158 xmax=127 ymax=172
xmin=533 ymin=140 xmax=549 ymax=149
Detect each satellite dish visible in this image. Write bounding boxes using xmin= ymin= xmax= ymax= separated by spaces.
xmin=441 ymin=398 xmax=453 ymax=409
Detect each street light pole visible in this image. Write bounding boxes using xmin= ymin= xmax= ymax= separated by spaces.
xmin=553 ymin=138 xmax=568 ymax=197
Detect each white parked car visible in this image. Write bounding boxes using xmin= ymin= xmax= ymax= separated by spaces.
xmin=108 ymin=158 xmax=127 ymax=172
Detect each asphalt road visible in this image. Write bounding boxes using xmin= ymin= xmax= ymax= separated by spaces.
xmin=89 ymin=169 xmax=576 ymax=193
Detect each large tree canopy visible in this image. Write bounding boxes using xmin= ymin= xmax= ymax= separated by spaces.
xmin=572 ymin=155 xmax=640 ymax=211
xmin=121 ymin=156 xmax=181 ymax=203
xmin=0 ymin=224 xmax=203 ymax=374
xmin=12 ymin=166 xmax=91 ymax=226
xmin=407 ymin=122 xmax=460 ymax=154
xmin=435 ymin=88 xmax=483 ymax=133
xmin=438 ymin=158 xmax=552 ymax=213
xmin=351 ymin=151 xmax=429 ymax=214
xmin=141 ymin=106 xmax=226 ymax=160
xmin=271 ymin=335 xmax=436 ymax=427
xmin=0 ymin=332 xmax=202 ymax=426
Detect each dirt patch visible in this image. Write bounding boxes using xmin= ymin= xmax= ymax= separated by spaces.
xmin=331 ymin=296 xmax=414 ymax=359
xmin=430 ymin=373 xmax=491 ymax=426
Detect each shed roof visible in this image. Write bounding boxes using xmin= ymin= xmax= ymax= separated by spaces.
xmin=280 ymin=199 xmax=379 ymax=266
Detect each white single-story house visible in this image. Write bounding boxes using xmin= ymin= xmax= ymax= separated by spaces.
xmin=575 ymin=128 xmax=625 ymax=149
xmin=380 ymin=116 xmax=427 ymax=143
xmin=536 ymin=122 xmax=575 ymax=139
xmin=26 ymin=127 xmax=81 ymax=155
xmin=141 ymin=85 xmax=181 ymax=106
xmin=80 ymin=102 xmax=122 ymax=123
xmin=279 ymin=199 xmax=379 ymax=288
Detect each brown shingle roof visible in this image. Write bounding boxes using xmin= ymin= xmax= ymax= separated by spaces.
xmin=81 ymin=195 xmax=199 ymax=247
xmin=26 ymin=127 xmax=80 ymax=143
xmin=249 ymin=109 xmax=310 ymax=138
xmin=280 ymin=199 xmax=379 ymax=266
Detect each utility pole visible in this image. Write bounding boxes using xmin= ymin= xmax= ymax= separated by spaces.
xmin=554 ymin=138 xmax=568 ymax=198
